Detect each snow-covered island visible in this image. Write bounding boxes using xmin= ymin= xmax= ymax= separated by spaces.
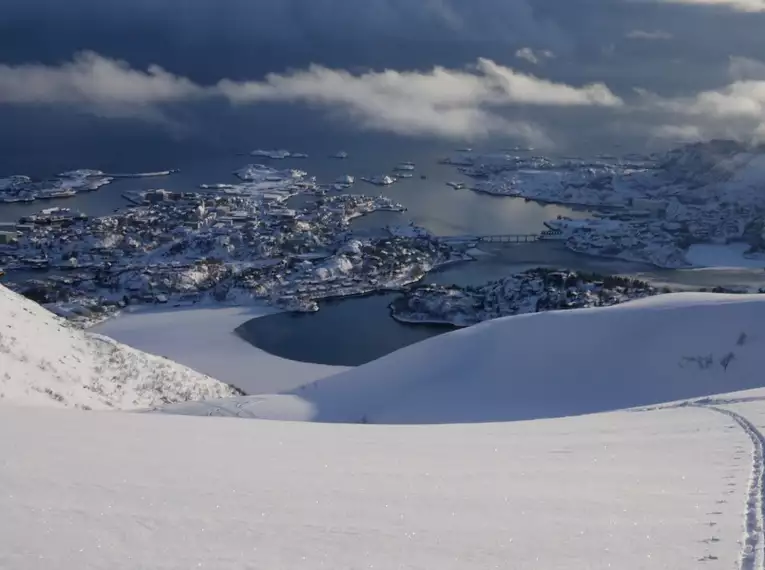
xmin=391 ymin=268 xmax=659 ymax=327
xmin=441 ymin=140 xmax=765 ymax=268
xmin=0 ymin=163 xmax=468 ymax=324
xmin=0 ymin=169 xmax=180 ymax=203
xmin=250 ymin=149 xmax=308 ymax=159
xmin=361 ymin=174 xmax=397 ymax=186
xmin=0 ymin=171 xmax=113 ymax=203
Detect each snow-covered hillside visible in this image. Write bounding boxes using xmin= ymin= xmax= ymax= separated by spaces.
xmin=93 ymin=304 xmax=347 ymax=394
xmin=0 ymin=400 xmax=756 ymax=570
xmin=6 ymin=286 xmax=765 ymax=569
xmin=161 ymin=293 xmax=765 ymax=423
xmin=0 ymin=284 xmax=239 ymax=409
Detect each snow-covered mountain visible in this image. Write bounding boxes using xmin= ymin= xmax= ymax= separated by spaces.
xmin=0 ymin=284 xmax=240 ymax=409
xmin=657 ymin=139 xmax=764 ymax=187
xmin=5 ymin=285 xmax=765 ymax=569
xmin=161 ymin=293 xmax=765 ymax=424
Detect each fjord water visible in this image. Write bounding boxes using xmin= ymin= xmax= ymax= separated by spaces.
xmin=239 ymin=239 xmax=765 ymax=366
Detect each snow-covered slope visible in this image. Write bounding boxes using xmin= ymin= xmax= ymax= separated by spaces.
xmin=93 ymin=304 xmax=347 ymax=394
xmin=162 ymin=293 xmax=765 ymax=423
xmin=0 ymin=401 xmax=754 ymax=570
xmin=7 ymin=288 xmax=765 ymax=569
xmin=0 ymin=284 xmax=239 ymax=409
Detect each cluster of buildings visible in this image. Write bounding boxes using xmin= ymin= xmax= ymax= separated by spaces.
xmin=0 ymin=164 xmax=466 ymax=323
xmin=390 ymin=268 xmax=658 ymax=327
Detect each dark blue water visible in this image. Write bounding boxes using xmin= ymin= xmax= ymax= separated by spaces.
xmin=0 ymin=140 xmax=589 ymax=236
xmin=236 ymin=292 xmax=454 ymax=367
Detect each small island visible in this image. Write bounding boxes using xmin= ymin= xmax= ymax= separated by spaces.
xmin=390 ymin=268 xmax=660 ymax=327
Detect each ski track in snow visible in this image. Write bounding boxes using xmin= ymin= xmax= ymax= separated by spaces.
xmin=694 ymin=404 xmax=765 ymax=570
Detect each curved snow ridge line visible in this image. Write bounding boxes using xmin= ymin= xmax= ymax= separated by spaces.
xmin=695 ymin=405 xmax=765 ymax=570
xmin=696 ymin=396 xmax=765 ymax=407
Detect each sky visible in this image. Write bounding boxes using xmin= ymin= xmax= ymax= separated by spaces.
xmin=1 ymin=0 xmax=765 ymax=154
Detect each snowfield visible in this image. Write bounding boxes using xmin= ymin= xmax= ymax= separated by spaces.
xmin=0 ymin=401 xmax=756 ymax=570
xmin=161 ymin=293 xmax=765 ymax=424
xmin=6 ymin=285 xmax=765 ymax=568
xmin=686 ymin=242 xmax=765 ymax=269
xmin=93 ymin=304 xmax=347 ymax=394
xmin=0 ymin=285 xmax=239 ymax=409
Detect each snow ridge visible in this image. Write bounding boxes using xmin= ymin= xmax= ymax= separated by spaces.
xmin=0 ymin=284 xmax=240 ymax=409
xmin=157 ymin=293 xmax=765 ymax=424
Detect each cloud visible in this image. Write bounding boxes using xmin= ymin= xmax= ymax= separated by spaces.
xmin=14 ymin=50 xmax=765 ymax=146
xmin=514 ymin=48 xmax=555 ymax=65
xmin=662 ymin=0 xmax=765 ymax=12
xmin=728 ymin=56 xmax=765 ymax=80
xmin=625 ymin=30 xmax=673 ymax=40
xmin=217 ymin=58 xmax=622 ymax=139
xmin=648 ymin=80 xmax=765 ymax=120
xmin=0 ymin=52 xmax=204 ymax=118
xmin=635 ymin=58 xmax=765 ymax=142
xmin=0 ymin=52 xmax=622 ymax=142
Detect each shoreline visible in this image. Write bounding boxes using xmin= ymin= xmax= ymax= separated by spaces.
xmin=387 ymin=308 xmax=462 ymax=329
xmin=92 ymin=302 xmax=349 ymax=395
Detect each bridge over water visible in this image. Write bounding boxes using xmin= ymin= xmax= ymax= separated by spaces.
xmin=435 ymin=230 xmax=562 ymax=244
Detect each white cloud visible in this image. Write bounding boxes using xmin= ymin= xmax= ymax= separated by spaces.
xmin=514 ymin=48 xmax=555 ymax=65
xmin=651 ymin=80 xmax=765 ymax=120
xmin=636 ymin=58 xmax=765 ymax=142
xmin=11 ymin=51 xmax=765 ymax=146
xmin=0 ymin=52 xmax=204 ymax=117
xmin=652 ymin=124 xmax=704 ymax=142
xmin=0 ymin=53 xmax=622 ymax=142
xmin=217 ymin=58 xmax=622 ymax=139
xmin=626 ymin=30 xmax=673 ymax=40
xmin=662 ymin=0 xmax=765 ymax=12
xmin=728 ymin=56 xmax=765 ymax=80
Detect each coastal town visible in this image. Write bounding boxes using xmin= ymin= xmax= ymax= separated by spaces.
xmin=441 ymin=140 xmax=765 ymax=268
xmin=390 ymin=269 xmax=660 ymax=327
xmin=1 ymin=139 xmax=764 ymax=327
xmin=0 ymin=162 xmax=468 ymax=323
